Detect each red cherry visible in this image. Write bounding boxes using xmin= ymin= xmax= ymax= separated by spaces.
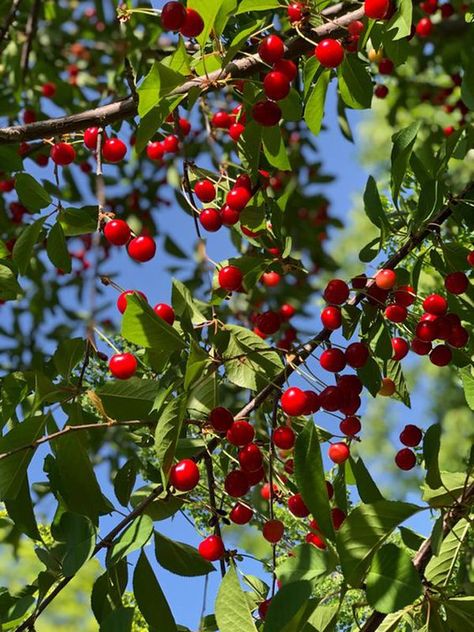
xmin=323 ymin=279 xmax=349 ymax=304
xmin=374 ymin=84 xmax=389 ymax=99
xmin=209 ymin=407 xmax=234 ymax=433
xmin=117 ymin=290 xmax=147 ymax=314
xmin=220 ymin=205 xmax=240 ymax=226
xmin=411 ymin=338 xmax=432 ymax=355
xmin=385 ymin=304 xmax=408 ymax=323
xmin=378 ymin=58 xmax=394 ymax=75
xmin=252 ymin=100 xmax=282 ymax=127
xmin=315 ymin=39 xmax=344 ymax=68
xmin=104 ymin=219 xmax=131 ymax=246
xmin=226 ymin=421 xmax=255 ymax=446
xmin=467 ymin=251 xmax=474 ymax=267
xmin=263 ymin=519 xmax=284 ymax=543
xmin=199 ymin=208 xmax=222 ymax=232
xmin=302 ymin=390 xmax=320 ymax=415
xmin=226 ymin=186 xmax=251 ymax=211
xmin=218 ymin=265 xmax=242 ymax=291
xmin=320 ymin=386 xmax=341 ymax=412
xmin=127 ymin=236 xmax=156 ymax=262
xmin=273 ymin=59 xmax=298 ymax=82
xmin=258 ymin=35 xmax=285 ymax=64
xmin=279 ymin=303 xmax=296 ymax=320
xmin=238 ymin=443 xmax=263 ymax=472
xmin=224 ymin=470 xmax=250 ymax=497
xmin=320 ymin=348 xmax=346 ymax=373
xmin=345 ymin=342 xmax=369 ymax=368
xmin=328 ymin=442 xmax=350 ymax=464
xmin=258 ymin=599 xmax=271 ymax=620
xmin=306 ymin=532 xmax=326 ymax=549
xmin=211 ymin=111 xmax=231 ymax=129
xmin=229 ymin=502 xmax=253 ymax=525
xmin=281 ymin=387 xmax=307 ymax=416
xmin=194 ymin=179 xmax=216 ymax=203
xmin=153 ymin=303 xmax=175 ymax=325
xmin=146 ymin=141 xmax=165 ymax=161
xmin=161 ymin=1 xmax=186 ymax=31
xmin=179 ymin=8 xmax=204 ymax=38
xmin=416 ymin=17 xmax=433 ymax=37
xmin=391 ymin=337 xmax=409 ymax=361
xmin=340 ymin=416 xmax=361 ymax=436
xmin=263 ymin=71 xmax=291 ymax=101
xmin=287 ymin=2 xmax=304 ymax=22
xmin=262 ymin=271 xmax=281 ymax=287
xmin=364 ymin=0 xmax=390 ymax=19
xmin=41 ymin=82 xmax=56 ymax=98
xmin=332 ymin=507 xmax=346 ymax=530
xmin=51 ymin=142 xmax=76 ymax=166
xmin=443 ymin=126 xmax=455 ymax=137
xmin=441 ymin=3 xmax=454 ymax=17
xmin=84 ymin=127 xmax=100 ymax=150
xmin=246 ymin=467 xmax=265 ymax=486
xmin=102 ymin=138 xmax=127 ymax=163
xmin=423 ymin=293 xmax=447 ymax=315
xmin=23 ymin=109 xmax=36 ymax=124
xmin=272 ymin=426 xmax=295 ymax=449
xmin=393 ymin=285 xmax=416 ymax=307
xmin=400 ymin=424 xmax=422 ymax=447
xmin=445 ymin=271 xmax=468 ymax=295
xmin=430 ymin=345 xmax=452 ymax=367
xmin=288 ymin=493 xmax=309 ymax=518
xmin=198 ymin=535 xmax=225 ymax=561
xmin=229 ymin=122 xmax=245 ymax=141
xmin=375 ymin=269 xmax=397 ymax=290
xmin=256 ymin=311 xmax=281 ymax=335
xmin=169 ymin=459 xmax=199 ymax=491
xmin=447 ymin=325 xmax=469 ymax=348
xmin=321 ymin=306 xmax=342 ymax=330
xmin=109 ymin=353 xmax=137 ymax=379
xmin=339 ymin=391 xmax=361 ymax=416
xmin=337 ymin=374 xmax=363 ymax=395
xmin=348 ymin=20 xmax=364 ymax=36
xmin=421 ymin=0 xmax=438 ymax=14
xmin=395 ymin=448 xmax=416 ymax=470
xmin=0 ymin=178 xmax=14 ymax=192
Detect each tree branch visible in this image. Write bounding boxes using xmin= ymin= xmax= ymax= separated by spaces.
xmin=0 ymin=0 xmax=23 ymax=50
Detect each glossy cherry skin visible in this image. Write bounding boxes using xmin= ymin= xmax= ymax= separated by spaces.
xmin=280 ymin=387 xmax=307 ymax=416
xmin=262 ymin=271 xmax=281 ymax=287
xmin=385 ymin=304 xmax=407 ymax=323
xmin=104 ymin=219 xmax=131 ymax=246
xmin=332 ymin=508 xmax=346 ymax=530
xmin=320 ymin=348 xmax=346 ymax=373
xmin=423 ymin=294 xmax=448 ymax=315
xmin=146 ymin=141 xmax=165 ymax=161
xmin=218 ymin=265 xmax=242 ymax=291
xmin=416 ymin=17 xmax=433 ymax=37
xmin=279 ymin=303 xmax=296 ymax=320
xmin=117 ymin=290 xmax=147 ymax=314
xmin=238 ymin=443 xmax=263 ymax=472
xmin=340 ymin=415 xmax=361 ymax=436
xmin=199 ymin=208 xmax=222 ymax=232
xmin=229 ymin=122 xmax=245 ymax=141
xmin=226 ymin=186 xmax=252 ymax=211
xmin=364 ymin=0 xmax=390 ymax=19
xmin=211 ymin=111 xmax=231 ymax=129
xmin=323 ymin=279 xmax=349 ymax=304
xmin=179 ymin=8 xmax=204 ymax=37
xmin=163 ymin=134 xmax=180 ymax=153
xmin=226 ymin=421 xmax=255 ymax=446
xmin=288 ymin=493 xmax=309 ymax=517
xmin=287 ymin=2 xmax=304 ymax=23
xmin=263 ymin=71 xmax=291 ymax=101
xmin=345 ymin=342 xmax=369 ymax=368
xmin=263 ymin=519 xmax=284 ymax=543
xmin=209 ymin=407 xmax=234 ymax=433
xmin=220 ymin=205 xmax=240 ymax=226
xmin=258 ymin=35 xmax=285 ymax=64
xmin=153 ymin=303 xmax=175 ymax=325
xmin=393 ymin=284 xmax=416 ymax=307
xmin=315 ymin=39 xmax=344 ymax=68
xmin=272 ymin=426 xmax=295 ymax=449
xmin=378 ymin=57 xmax=394 ymax=75
xmin=127 ymin=236 xmax=156 ymax=262
xmin=198 ymin=535 xmax=225 ymax=561
xmin=375 ymin=269 xmax=397 ymax=289
xmin=400 ymin=424 xmax=422 ymax=447
xmin=51 ymin=142 xmax=76 ymax=166
xmin=303 ymin=390 xmax=320 ymax=414
xmin=395 ymin=448 xmax=416 ymax=470
xmin=374 ymin=84 xmax=389 ymax=99
xmin=252 ymin=100 xmax=282 ymax=126
xmin=321 ymin=306 xmax=341 ymax=330
xmin=391 ymin=337 xmax=409 ymax=361
xmin=102 ymin=138 xmax=127 ymax=162
xmin=328 ymin=442 xmax=350 ymax=464
xmin=224 ymin=470 xmax=250 ymax=497
xmin=169 ymin=459 xmax=199 ymax=491
xmin=273 ymin=58 xmax=298 ymax=82
xmin=194 ymin=179 xmax=216 ymax=203
xmin=430 ymin=344 xmax=452 ymax=367
xmin=256 ymin=311 xmax=281 ymax=335
xmin=445 ymin=271 xmax=468 ymax=295
xmin=84 ymin=126 xmax=100 ymax=150
xmin=229 ymin=502 xmax=253 ymax=525
xmin=109 ymin=353 xmax=137 ymax=379
xmin=161 ymin=1 xmax=186 ymax=31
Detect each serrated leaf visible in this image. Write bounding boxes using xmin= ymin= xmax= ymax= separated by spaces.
xmin=215 ymin=565 xmax=257 ymax=632
xmin=425 ymin=519 xmax=470 ymax=587
xmin=235 ymin=0 xmax=280 ymax=13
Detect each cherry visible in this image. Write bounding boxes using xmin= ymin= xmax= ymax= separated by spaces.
xmin=443 ymin=126 xmax=455 ymax=137
xmin=246 ymin=467 xmax=265 ymax=486
xmin=411 ymin=338 xmax=432 ymax=355
xmin=104 ymin=219 xmax=131 ymax=246
xmin=218 ymin=265 xmax=242 ymax=291
xmin=393 ymin=284 xmax=416 ymax=307
xmin=263 ymin=71 xmax=291 ymax=101
xmin=23 ymin=109 xmax=36 ymax=124
xmin=467 ymin=251 xmax=474 ymax=267
xmin=239 ymin=443 xmax=263 ymax=472
xmin=180 ymin=8 xmax=204 ymax=38
xmin=194 ymin=179 xmax=216 ymax=203
xmin=198 ymin=535 xmax=225 ymax=561
xmin=229 ymin=502 xmax=253 ymax=525
xmin=337 ymin=374 xmax=363 ymax=395
xmin=128 ymin=236 xmax=156 ymax=262
xmin=257 ymin=311 xmax=280 ymax=335
xmin=421 ymin=0 xmax=438 ymax=14
xmin=224 ymin=470 xmax=250 ymax=497
xmin=117 ymin=290 xmax=147 ymax=314
xmin=332 ymin=507 xmax=346 ymax=530
xmin=364 ymin=0 xmax=389 ymax=19
xmin=423 ymin=293 xmax=447 ymax=315
xmin=226 ymin=420 xmax=255 ymax=446
xmin=219 ymin=205 xmax=239 ymax=226
xmin=84 ymin=127 xmax=100 ymax=150
xmin=252 ymin=100 xmax=282 ymax=126
xmin=161 ymin=1 xmax=186 ymax=31
xmin=163 ymin=134 xmax=180 ymax=153
xmin=328 ymin=442 xmax=350 ymax=464
xmin=306 ymin=532 xmax=326 ymax=549
xmin=287 ymin=2 xmax=304 ymax=22
xmin=153 ymin=303 xmax=175 ymax=325
xmin=340 ymin=416 xmax=361 ymax=436
xmin=263 ymin=519 xmax=284 ymax=543
xmin=315 ymin=39 xmax=344 ymax=68
xmin=345 ymin=342 xmax=369 ymax=368
xmin=41 ymin=82 xmax=56 ymax=98
xmin=326 ymin=480 xmax=334 ymax=499
xmin=262 ymin=271 xmax=281 ymax=287
xmin=288 ymin=493 xmax=309 ymax=517
xmin=339 ymin=392 xmax=361 ymax=416
xmin=375 ymin=268 xmax=397 ymax=290
xmin=229 ymin=122 xmax=245 ymax=141
xmin=303 ymin=390 xmax=320 ymax=414
xmin=367 ymin=284 xmax=390 ymax=306
xmin=169 ymin=459 xmax=199 ymax=491
xmin=378 ymin=58 xmax=394 ymax=75
xmin=430 ymin=345 xmax=452 ymax=367
xmin=321 ymin=306 xmax=342 ymax=330
xmin=320 ymin=386 xmax=342 ymax=412
xmin=211 ymin=111 xmax=231 ymax=129
xmin=51 ymin=142 xmax=76 ymax=166
xmin=146 ymin=141 xmax=165 ymax=161
xmin=226 ymin=186 xmax=251 ymax=211
xmin=416 ymin=17 xmax=433 ymax=38
xmin=279 ymin=303 xmax=296 ymax=320
xmin=0 ymin=178 xmax=14 ymax=192
xmin=445 ymin=271 xmax=468 ymax=295
xmin=280 ymin=387 xmax=307 ymax=416
xmin=400 ymin=424 xmax=422 ymax=447
xmin=441 ymin=3 xmax=454 ymax=17
xmin=273 ymin=59 xmax=298 ymax=82
xmin=348 ymin=20 xmax=364 ymax=36
xmin=209 ymin=407 xmax=234 ymax=433
xmin=447 ymin=325 xmax=469 ymax=348
xmin=374 ymin=84 xmax=389 ymax=99
xmin=391 ymin=337 xmax=409 ymax=361
xmin=102 ymin=138 xmax=127 ymax=162
xmin=323 ymin=279 xmax=349 ymax=304
xmin=272 ymin=426 xmax=295 ymax=449
xmin=395 ymin=448 xmax=416 ymax=470
xmin=199 ymin=208 xmax=222 ymax=232
xmin=378 ymin=377 xmax=396 ymax=396
xmin=258 ymin=35 xmax=285 ymax=64
xmin=109 ymin=353 xmax=137 ymax=379
xmin=385 ymin=304 xmax=408 ymax=323
xmin=320 ymin=348 xmax=346 ymax=373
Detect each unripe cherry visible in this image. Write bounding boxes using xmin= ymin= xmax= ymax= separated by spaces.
xmin=395 ymin=448 xmax=416 ymax=470
xmin=320 ymin=348 xmax=346 ymax=373
xmin=288 ymin=493 xmax=309 ymax=517
xmin=109 ymin=353 xmax=137 ymax=379
xmin=153 ymin=303 xmax=175 ymax=325
xmin=199 ymin=208 xmax=222 ymax=232
xmin=252 ymin=100 xmax=282 ymax=126
xmin=226 ymin=421 xmax=255 ymax=446
xmin=258 ymin=35 xmax=285 ymax=64
xmin=378 ymin=377 xmax=396 ymax=396
xmin=340 ymin=416 xmax=361 ymax=436
xmin=161 ymin=1 xmax=187 ymax=31
xmin=117 ymin=290 xmax=147 ymax=314
xmin=315 ymin=39 xmax=344 ymax=68
xmin=375 ymin=268 xmax=397 ymax=290
xmin=364 ymin=0 xmax=389 ymax=20
xmin=323 ymin=279 xmax=349 ymax=304
xmin=209 ymin=407 xmax=234 ymax=433
xmin=229 ymin=502 xmax=253 ymax=525
xmin=391 ymin=337 xmax=409 ymax=361
xmin=194 ymin=179 xmax=216 ymax=203
xmin=198 ymin=535 xmax=225 ymax=561
xmin=328 ymin=442 xmax=350 ymax=464
xmin=224 ymin=469 xmax=250 ymax=497
xmin=127 ymin=236 xmax=156 ymax=262
xmin=272 ymin=426 xmax=295 ymax=449
xmin=321 ymin=305 xmax=342 ymax=330
xmin=399 ymin=424 xmax=422 ymax=447
xmin=102 ymin=138 xmax=127 ymax=162
xmin=218 ymin=265 xmax=242 ymax=291
xmin=280 ymin=387 xmax=307 ymax=416
xmin=104 ymin=219 xmax=131 ymax=246
xmin=262 ymin=519 xmax=284 ymax=543
xmin=179 ymin=8 xmax=204 ymax=38
xmin=263 ymin=71 xmax=291 ymax=101
xmin=169 ymin=459 xmax=199 ymax=491
xmin=51 ymin=142 xmax=76 ymax=166
xmin=445 ymin=271 xmax=468 ymax=295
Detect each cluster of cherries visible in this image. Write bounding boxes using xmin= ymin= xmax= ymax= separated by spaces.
xmin=193 ymin=174 xmax=254 ymax=232
xmin=395 ymin=424 xmax=424 ymax=471
xmin=160 ymin=2 xmax=204 ymax=39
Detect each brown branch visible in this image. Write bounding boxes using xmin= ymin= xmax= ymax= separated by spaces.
xmin=0 ymin=5 xmax=365 ymax=144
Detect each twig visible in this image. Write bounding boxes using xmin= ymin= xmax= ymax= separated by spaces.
xmin=204 ymin=453 xmax=226 ymax=578
xmin=20 ymin=0 xmax=40 ymax=81
xmin=269 ymin=396 xmax=278 ymax=597
xmin=0 ymin=0 xmax=23 ymax=50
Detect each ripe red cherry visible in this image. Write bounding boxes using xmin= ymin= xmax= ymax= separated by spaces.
xmin=211 ymin=111 xmax=231 ymax=129
xmin=263 ymin=71 xmax=291 ymax=101
xmin=104 ymin=219 xmax=131 ymax=246
xmin=252 ymin=100 xmax=282 ymax=126
xmin=169 ymin=459 xmax=199 ymax=491
xmin=258 ymin=35 xmax=285 ymax=64
xmin=394 ymin=284 xmax=416 ymax=307
xmin=229 ymin=502 xmax=253 ymax=525
xmin=320 ymin=348 xmax=346 ymax=373
xmin=23 ymin=109 xmax=36 ymax=123
xmin=238 ymin=443 xmax=263 ymax=472
xmin=374 ymin=84 xmax=389 ymax=99
xmin=117 ymin=290 xmax=147 ymax=314
xmin=163 ymin=134 xmax=180 ymax=153
xmin=320 ymin=386 xmax=341 ymax=412
xmin=273 ymin=59 xmax=298 ymax=82
xmin=323 ymin=279 xmax=349 ymax=304
xmin=430 ymin=345 xmax=452 ymax=367
xmin=348 ymin=20 xmax=364 ymax=36
xmin=332 ymin=508 xmax=346 ymax=530
xmin=153 ymin=303 xmax=175 ymax=325
xmin=467 ymin=251 xmax=474 ymax=267
xmin=378 ymin=58 xmax=394 ymax=75
xmin=229 ymin=122 xmax=245 ymax=141
xmin=315 ymin=39 xmax=344 ymax=68
xmin=395 ymin=448 xmax=416 ymax=470
xmin=84 ymin=127 xmax=100 ymax=150
xmin=416 ymin=17 xmax=433 ymax=37
xmin=209 ymin=407 xmax=234 ymax=433
xmin=218 ymin=265 xmax=242 ymax=291
xmin=391 ymin=337 xmax=409 ymax=361
xmin=328 ymin=442 xmax=350 ymax=464
xmin=258 ymin=599 xmax=271 ymax=620
xmin=375 ymin=268 xmax=397 ymax=290
xmin=180 ymin=8 xmax=204 ymax=38
xmin=281 ymin=387 xmax=307 ymax=416
xmin=51 ymin=142 xmax=76 ymax=166
xmin=321 ymin=306 xmax=342 ymax=330
xmin=226 ymin=421 xmax=255 ymax=446
xmin=198 ymin=535 xmax=225 ymax=561
xmin=146 ymin=141 xmax=164 ymax=161
xmin=226 ymin=186 xmax=251 ymax=211
xmin=303 ymin=390 xmax=321 ymax=414
xmin=224 ymin=470 xmax=250 ymax=497
xmin=262 ymin=271 xmax=281 ymax=287
xmin=364 ymin=0 xmax=389 ymax=19
xmin=263 ymin=519 xmax=284 ymax=543
xmin=102 ymin=138 xmax=127 ymax=162
xmin=423 ymin=293 xmax=447 ymax=315
xmin=272 ymin=426 xmax=295 ymax=449
xmin=161 ymin=1 xmax=186 ymax=31
xmin=109 ymin=353 xmax=137 ymax=379
xmin=199 ymin=208 xmax=222 ymax=232
xmin=306 ymin=532 xmax=326 ymax=549
xmin=385 ymin=304 xmax=408 ymax=323
xmin=220 ymin=205 xmax=240 ymax=225
xmin=288 ymin=493 xmax=309 ymax=518
xmin=445 ymin=271 xmax=468 ymax=295
xmin=41 ymin=82 xmax=56 ymax=98
xmin=337 ymin=374 xmax=363 ymax=395
xmin=279 ymin=303 xmax=296 ymax=320
xmin=257 ymin=311 xmax=280 ymax=335
xmin=441 ymin=3 xmax=454 ymax=17
xmin=400 ymin=424 xmax=422 ymax=447
xmin=0 ymin=178 xmax=14 ymax=192
xmin=194 ymin=179 xmax=216 ymax=203
xmin=287 ymin=2 xmax=304 ymax=22
xmin=246 ymin=467 xmax=265 ymax=486
xmin=448 ymin=325 xmax=469 ymax=348
xmin=345 ymin=342 xmax=369 ymax=368
xmin=340 ymin=416 xmax=361 ymax=436
xmin=411 ymin=338 xmax=432 ymax=355
xmin=128 ymin=236 xmax=156 ymax=262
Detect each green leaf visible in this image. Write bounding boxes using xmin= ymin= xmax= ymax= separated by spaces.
xmin=349 ymin=457 xmax=384 ymax=503
xmin=357 ymin=356 xmax=382 ymax=397
xmin=58 ymin=206 xmax=98 ymax=235
xmin=399 ymin=526 xmax=425 ymax=552
xmin=224 ymin=18 xmax=265 ymax=64
xmin=337 ymin=97 xmax=354 ymax=142
xmin=57 ymin=512 xmax=97 ymax=577
xmin=422 ymin=423 xmax=442 ymax=489
xmin=133 ymin=551 xmax=178 ymax=632
xmin=276 ymin=543 xmax=335 ymax=585
xmin=295 ymin=421 xmax=335 ymax=541
xmin=114 ymin=459 xmax=137 ymax=508
xmin=0 ymin=146 xmax=23 ymax=172
xmin=15 ymin=173 xmax=51 ymax=211
xmin=4 ymin=474 xmax=40 ymax=540
xmin=391 ymin=122 xmax=420 ymax=204
xmin=100 ymin=607 xmax=134 ymax=632
xmin=138 ymin=61 xmax=185 ymax=118
xmin=304 ymin=70 xmax=330 ymax=136
xmin=154 ymin=396 xmax=187 ymax=478
xmin=188 ymin=0 xmax=225 ymax=46
xmin=215 ymin=565 xmax=258 ymax=632
xmin=385 ymin=359 xmax=411 ymax=407
xmin=96 ymin=378 xmax=160 ymax=421
xmin=12 ymin=218 xmax=46 ymax=275
xmin=366 ymin=543 xmax=423 ymax=613
xmin=154 ymin=531 xmax=215 ymax=576
xmin=460 ymin=367 xmax=474 ymax=410
xmin=131 ymin=486 xmax=184 ymax=521
xmin=46 ymin=221 xmax=71 ymax=272
xmin=338 ymin=56 xmax=373 ymax=110
xmin=172 ymin=278 xmax=208 ymax=325
xmin=386 ymin=0 xmax=413 ymax=40
xmin=163 ymin=36 xmax=191 ymax=75
xmin=363 ymin=176 xmax=390 ymax=230
xmin=445 ymin=597 xmax=474 ymax=631
xmin=264 ymin=581 xmax=313 ymax=632
xmin=236 ymin=0 xmax=281 ymax=13
xmin=425 ymin=519 xmax=470 ymax=587
xmin=262 ymin=126 xmax=291 ymax=170
xmin=336 ymin=501 xmax=423 ymax=587
xmin=0 ymin=262 xmax=23 ymax=300
xmin=135 ymin=94 xmax=185 ymax=155
xmin=461 ymin=57 xmax=474 ymax=110
xmin=107 ymin=515 xmax=154 ymax=566
xmin=53 ymin=338 xmax=86 ymax=380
